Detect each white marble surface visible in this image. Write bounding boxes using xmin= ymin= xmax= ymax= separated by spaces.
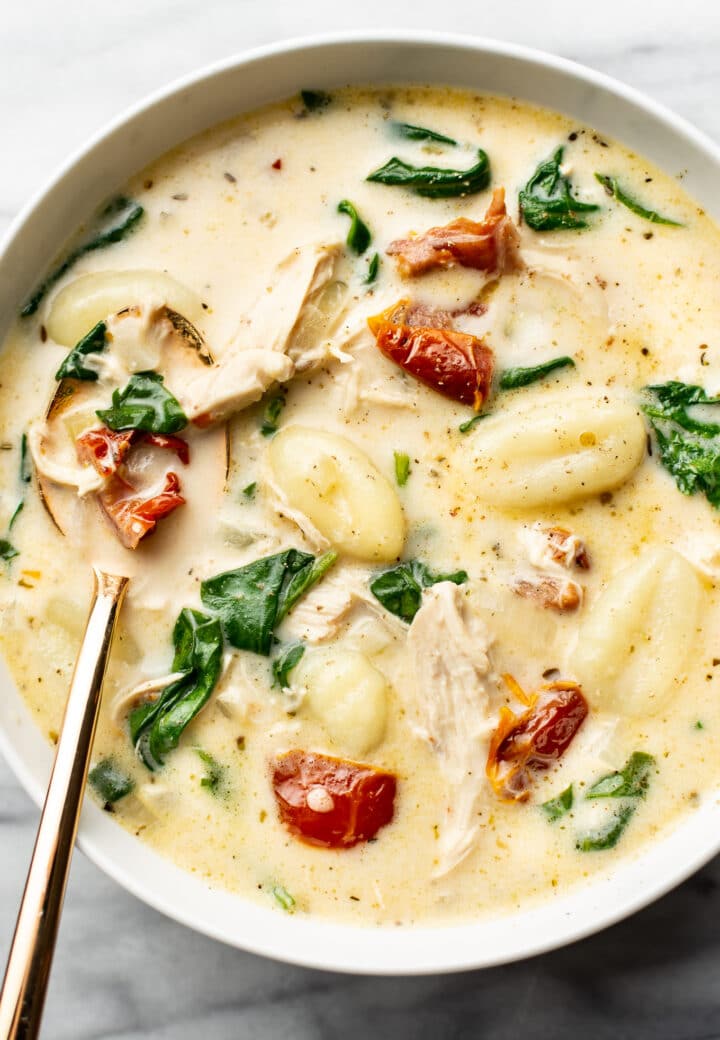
xmin=3 ymin=2 xmax=720 ymax=1037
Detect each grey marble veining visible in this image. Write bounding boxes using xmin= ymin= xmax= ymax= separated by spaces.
xmin=3 ymin=3 xmax=720 ymax=1037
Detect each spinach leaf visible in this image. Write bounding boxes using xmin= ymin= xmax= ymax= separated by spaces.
xmin=499 ymin=356 xmax=575 ymax=390
xmin=55 ymin=321 xmax=108 ymax=381
xmin=364 ymin=252 xmax=380 ymax=285
xmin=130 ymin=608 xmax=223 ymax=770
xmin=394 ymin=450 xmax=410 ymax=486
xmin=595 ymin=174 xmax=683 ymax=226
xmin=519 ymin=147 xmax=599 ymax=231
xmin=201 ymin=549 xmax=337 ymax=655
xmin=370 ymin=560 xmax=468 ymax=623
xmin=96 ymin=371 xmax=187 ymax=434
xmin=8 ymin=433 xmax=32 ymax=532
xmin=242 ymin=482 xmax=257 ymax=499
xmin=367 ymin=149 xmax=491 ymax=199
xmin=19 ymin=433 xmax=31 ymax=485
xmin=0 ymin=540 xmax=19 ymax=562
xmin=391 ymin=122 xmax=457 ymax=145
xmin=300 ymin=89 xmax=331 ymax=112
xmin=642 ymin=381 xmax=720 ymax=507
xmin=541 ymin=784 xmax=574 ymax=822
xmin=337 ymin=200 xmax=372 ymax=255
xmin=586 ymin=751 xmax=656 ymax=799
xmin=576 ymin=751 xmax=655 ymax=852
xmin=21 ymin=196 xmax=144 ymax=317
xmin=260 ymin=392 xmax=286 ymax=437
xmin=196 ymin=749 xmax=225 ymax=794
xmin=271 ymin=883 xmax=296 ymax=912
xmin=88 ymin=759 xmax=134 ymax=804
xmin=272 ymin=642 xmax=305 ymax=689
xmin=458 ymin=413 xmax=488 ymax=434
xmin=576 ymin=805 xmax=636 ymax=852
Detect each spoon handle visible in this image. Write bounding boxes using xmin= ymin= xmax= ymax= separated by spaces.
xmin=0 ymin=568 xmax=129 ymax=1040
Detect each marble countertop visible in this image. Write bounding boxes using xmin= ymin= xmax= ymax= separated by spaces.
xmin=3 ymin=3 xmax=720 ymax=1037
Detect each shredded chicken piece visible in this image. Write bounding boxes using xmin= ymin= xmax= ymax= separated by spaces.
xmin=386 ymin=188 xmax=522 ymax=278
xmin=110 ymin=670 xmax=187 ymax=726
xmin=513 ymin=523 xmax=589 ymax=612
xmin=233 ymin=242 xmax=347 ymax=369
xmin=512 ymin=575 xmax=583 ymax=612
xmin=406 ymin=581 xmax=496 ymax=876
xmin=177 ymin=349 xmax=294 ymax=427
xmin=28 ymin=422 xmax=104 ymax=497
xmin=262 ymin=470 xmax=330 ymax=552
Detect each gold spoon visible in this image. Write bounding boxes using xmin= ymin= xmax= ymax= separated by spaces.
xmin=0 ymin=307 xmax=226 ymax=1039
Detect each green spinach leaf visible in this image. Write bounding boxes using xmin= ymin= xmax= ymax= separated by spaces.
xmin=370 ymin=560 xmax=468 ymax=623
xmin=595 ymin=174 xmax=683 ymax=226
xmin=458 ymin=413 xmax=488 ymax=434
xmin=519 ymin=147 xmax=599 ymax=231
xmin=201 ymin=549 xmax=337 ymax=655
xmin=364 ymin=252 xmax=380 ymax=285
xmin=21 ymin=196 xmax=144 ymax=317
xmin=337 ymin=200 xmax=372 ymax=255
xmin=242 ymin=482 xmax=257 ymax=499
xmin=391 ymin=122 xmax=457 ymax=145
xmin=55 ymin=321 xmax=108 ymax=381
xmin=272 ymin=642 xmax=305 ymax=689
xmin=96 ymin=371 xmax=187 ymax=433
xmin=576 ymin=805 xmax=636 ymax=852
xmin=260 ymin=392 xmax=286 ymax=437
xmin=130 ymin=608 xmax=223 ymax=770
xmin=499 ymin=356 xmax=575 ymax=390
xmin=642 ymin=381 xmax=720 ymax=507
xmin=196 ymin=749 xmax=226 ymax=794
xmin=367 ymin=149 xmax=491 ymax=199
xmin=586 ymin=751 xmax=656 ymax=799
xmin=8 ymin=433 xmax=32 ymax=532
xmin=541 ymin=785 xmax=574 ymax=822
xmin=88 ymin=759 xmax=134 ymax=804
xmin=0 ymin=540 xmax=19 ymax=562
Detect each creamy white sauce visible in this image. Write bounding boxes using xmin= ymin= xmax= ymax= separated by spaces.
xmin=1 ymin=86 xmax=719 ymax=926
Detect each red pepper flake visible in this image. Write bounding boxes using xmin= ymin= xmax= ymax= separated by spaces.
xmin=271 ymin=158 xmax=283 ymax=171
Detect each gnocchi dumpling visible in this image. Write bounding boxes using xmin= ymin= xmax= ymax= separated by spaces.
xmin=268 ymin=426 xmax=405 ymax=561
xmin=46 ymin=269 xmax=203 ymax=346
xmin=295 ymin=647 xmax=389 ymax=757
xmin=572 ymin=547 xmax=701 ymax=717
xmin=464 ymin=394 xmax=646 ymax=508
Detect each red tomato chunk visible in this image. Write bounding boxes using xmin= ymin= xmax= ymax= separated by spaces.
xmin=486 ymin=681 xmax=588 ymax=801
xmin=271 ymin=750 xmax=397 ymax=849
xmin=368 ymin=319 xmax=494 ymax=410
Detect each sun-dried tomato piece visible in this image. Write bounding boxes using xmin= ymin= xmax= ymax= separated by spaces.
xmin=486 ymin=679 xmax=588 ymax=801
xmin=99 ymin=471 xmax=185 ymax=549
xmin=386 ymin=187 xmax=522 ymax=278
xmin=76 ymin=427 xmax=190 ymax=477
xmin=368 ymin=314 xmax=494 ymax=410
xmin=271 ymin=750 xmax=397 ymax=849
xmin=76 ymin=427 xmax=136 ymax=477
xmin=142 ymin=432 xmax=190 ymax=466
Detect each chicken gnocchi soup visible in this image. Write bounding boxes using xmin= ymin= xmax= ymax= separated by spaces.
xmin=2 ymin=84 xmax=720 ymax=925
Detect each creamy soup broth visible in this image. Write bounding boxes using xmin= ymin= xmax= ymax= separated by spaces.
xmin=1 ymin=85 xmax=719 ymax=925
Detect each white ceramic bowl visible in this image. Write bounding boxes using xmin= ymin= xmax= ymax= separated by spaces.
xmin=2 ymin=31 xmax=719 ymax=975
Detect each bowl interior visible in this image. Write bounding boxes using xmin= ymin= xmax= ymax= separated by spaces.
xmin=1 ymin=33 xmax=719 ymax=974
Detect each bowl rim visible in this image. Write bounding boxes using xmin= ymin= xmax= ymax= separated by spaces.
xmin=2 ymin=29 xmax=720 ymax=975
